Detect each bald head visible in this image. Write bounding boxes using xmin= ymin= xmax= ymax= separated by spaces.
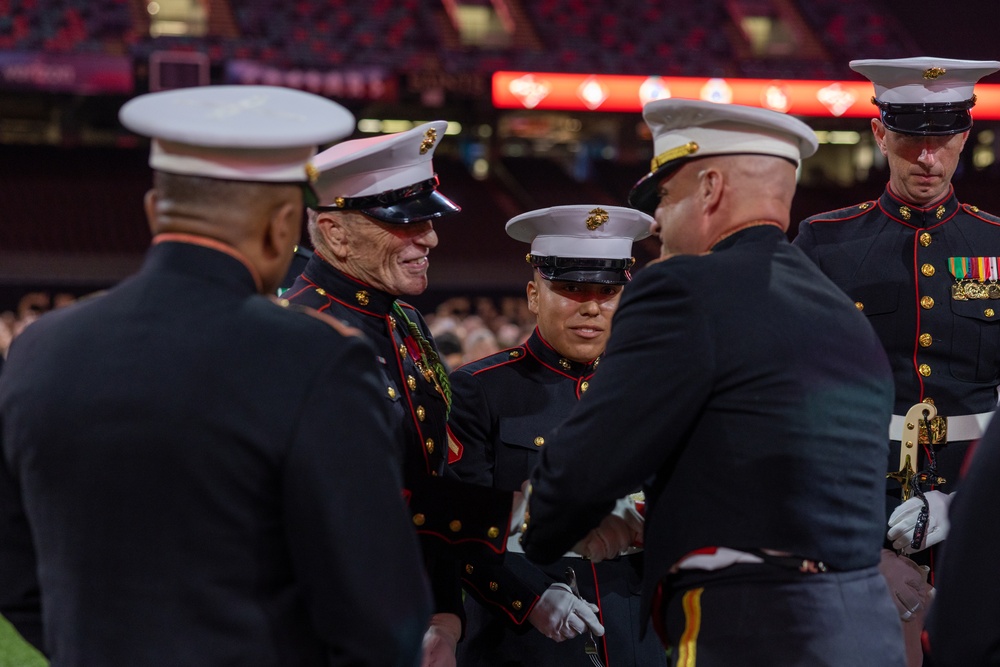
xmin=650 ymin=154 xmax=798 ymax=256
xmin=711 ymin=154 xmax=797 ymax=225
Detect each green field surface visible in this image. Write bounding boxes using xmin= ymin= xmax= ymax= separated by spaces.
xmin=0 ymin=616 xmax=46 ymax=667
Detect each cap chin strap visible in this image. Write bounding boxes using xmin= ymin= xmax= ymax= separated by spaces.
xmin=874 ymin=97 xmax=976 ymax=136
xmin=528 ymin=255 xmax=635 ymax=271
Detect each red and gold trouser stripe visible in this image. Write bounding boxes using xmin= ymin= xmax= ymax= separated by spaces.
xmin=676 ymin=587 xmax=704 ymax=667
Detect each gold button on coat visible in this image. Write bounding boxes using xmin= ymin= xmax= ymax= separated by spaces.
xmin=413 ymin=513 xmax=426 ymax=526
xmin=465 ymin=564 xmax=474 ymax=574
xmin=426 ymin=438 xmax=435 ymax=454
xmin=489 ymin=582 xmax=499 ymax=592
xmin=387 ymin=386 xmax=396 ymax=399
xmin=488 ymin=527 xmax=500 ymax=538
xmin=449 ymin=520 xmax=462 ymax=532
xmin=921 ymin=264 xmax=935 ymax=277
xmin=919 ymin=364 xmax=932 ymax=377
xmin=581 ymin=381 xmax=590 ymax=393
xmin=399 ymin=344 xmax=408 ymax=358
xmin=416 ymin=406 xmax=426 ymax=421
xmin=407 ymin=375 xmax=417 ymax=391
xmin=512 ymin=600 xmax=523 ymax=610
xmin=919 ymin=333 xmax=933 ymax=347
xmin=920 ymin=296 xmax=934 ymax=309
xmin=355 ymin=290 xmax=370 ymax=306
xmin=533 ymin=436 xmax=544 ymax=447
xmin=919 ymin=232 xmax=932 ymax=247
xmin=987 ymin=309 xmax=996 ymax=318
xmin=854 ymin=301 xmax=864 ymax=311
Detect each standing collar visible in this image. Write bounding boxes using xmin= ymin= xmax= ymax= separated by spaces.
xmin=879 ymin=185 xmax=959 ymax=228
xmin=709 ymin=223 xmax=786 ymax=252
xmin=525 ymin=328 xmax=601 ymax=378
xmin=301 ymin=250 xmax=398 ymax=315
xmin=148 ymin=234 xmax=261 ymax=294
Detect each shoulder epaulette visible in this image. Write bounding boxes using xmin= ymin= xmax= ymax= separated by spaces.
xmin=273 ymin=298 xmax=363 ymax=338
xmin=962 ymin=203 xmax=1000 ymax=224
xmin=456 ymin=346 xmax=527 ymax=374
xmin=802 ymin=201 xmax=877 ymax=225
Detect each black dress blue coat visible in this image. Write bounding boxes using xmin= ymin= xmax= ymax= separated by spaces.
xmin=282 ymin=253 xmax=513 ymax=617
xmin=448 ymin=330 xmax=665 ymax=666
xmin=794 ymin=185 xmax=1000 ymax=508
xmin=0 ymin=237 xmax=431 ymax=666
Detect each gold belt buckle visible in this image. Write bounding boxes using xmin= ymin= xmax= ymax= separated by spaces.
xmin=918 ymin=415 xmax=947 ymax=445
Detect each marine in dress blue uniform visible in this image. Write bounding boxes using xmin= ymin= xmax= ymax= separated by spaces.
xmin=448 ymin=205 xmax=665 ymax=666
xmin=519 ymin=100 xmax=907 ymax=666
xmin=281 ymin=124 xmax=516 ymax=665
xmin=794 ymin=58 xmax=1000 ymax=566
xmin=794 ymin=58 xmax=1000 ymax=665
xmin=0 ymin=86 xmax=433 ymax=666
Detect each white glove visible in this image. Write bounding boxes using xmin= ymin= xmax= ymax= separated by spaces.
xmin=528 ymin=583 xmax=605 ymax=642
xmin=420 ymin=613 xmax=461 ymax=667
xmin=887 ymin=490 xmax=952 ymax=554
xmin=574 ymin=499 xmax=644 ymax=563
xmin=613 ymin=494 xmax=645 ymax=546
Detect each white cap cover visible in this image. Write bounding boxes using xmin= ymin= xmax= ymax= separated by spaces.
xmin=628 ymin=99 xmax=817 ymax=213
xmin=310 ymin=121 xmax=460 ymax=224
xmin=119 ymin=85 xmax=355 ymax=183
xmin=506 ymin=205 xmax=652 ymax=284
xmin=849 ymin=57 xmax=1000 ymax=136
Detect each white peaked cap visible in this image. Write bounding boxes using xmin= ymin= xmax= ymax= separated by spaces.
xmin=119 ymin=85 xmax=355 ymax=183
xmin=628 ymin=99 xmax=817 ymax=213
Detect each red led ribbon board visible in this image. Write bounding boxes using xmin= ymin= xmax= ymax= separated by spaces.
xmin=492 ymin=71 xmax=1000 ymax=119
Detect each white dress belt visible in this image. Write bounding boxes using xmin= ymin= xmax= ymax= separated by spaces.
xmin=888 ymin=411 xmax=994 ymax=442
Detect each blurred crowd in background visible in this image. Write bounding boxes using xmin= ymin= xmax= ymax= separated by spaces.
xmin=0 ymin=290 xmax=540 ymax=371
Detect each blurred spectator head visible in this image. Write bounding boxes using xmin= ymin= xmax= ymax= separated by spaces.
xmin=435 ymin=330 xmax=464 ymax=371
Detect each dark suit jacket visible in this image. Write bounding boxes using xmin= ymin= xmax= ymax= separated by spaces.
xmin=520 ymin=225 xmax=895 ymax=623
xmin=0 ymin=237 xmax=431 ymax=666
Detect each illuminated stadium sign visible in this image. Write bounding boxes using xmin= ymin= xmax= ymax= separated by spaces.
xmin=493 ymin=71 xmax=1000 ymax=119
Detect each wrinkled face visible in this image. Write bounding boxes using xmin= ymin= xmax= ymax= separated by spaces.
xmin=341 ymin=217 xmax=439 ymax=296
xmin=527 ymin=277 xmax=623 ymax=363
xmin=875 ymin=120 xmax=968 ymax=207
xmin=651 ymin=163 xmax=702 ymax=257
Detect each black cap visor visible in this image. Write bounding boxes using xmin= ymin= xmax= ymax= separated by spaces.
xmin=877 ymin=99 xmax=975 ymax=136
xmin=312 ymin=175 xmax=461 ymax=224
xmin=531 ymin=255 xmax=634 ymax=285
xmin=627 ymin=162 xmax=687 ymax=215
xmin=360 ymin=189 xmax=460 ymax=224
